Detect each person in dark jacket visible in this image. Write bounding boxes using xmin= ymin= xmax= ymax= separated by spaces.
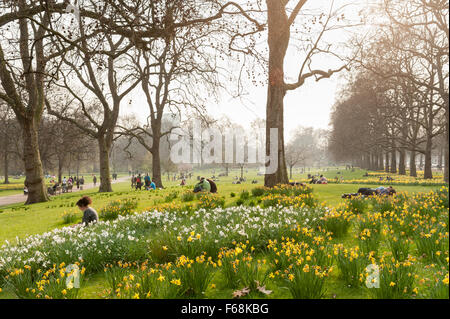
xmin=207 ymin=178 xmax=217 ymax=193
xmin=357 ymin=188 xmax=377 ymax=196
xmin=76 ymin=196 xmax=98 ymax=226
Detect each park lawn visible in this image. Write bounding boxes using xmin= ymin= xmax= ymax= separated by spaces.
xmin=0 ymin=173 xmax=440 ymax=245
xmin=0 ymin=174 xmax=447 ymax=300
xmin=0 ymin=189 xmax=23 ymax=197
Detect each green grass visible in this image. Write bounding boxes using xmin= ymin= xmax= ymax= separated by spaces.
xmin=0 ymin=167 xmax=440 ymax=245
xmin=0 ymin=167 xmax=446 ymax=300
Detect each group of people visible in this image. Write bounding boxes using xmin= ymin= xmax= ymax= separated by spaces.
xmin=131 ymin=174 xmax=156 ymax=191
xmin=342 ymin=186 xmax=397 ymax=198
xmin=309 ymin=174 xmax=328 ymax=184
xmin=193 ymin=177 xmax=217 ymax=193
xmin=48 ymin=176 xmax=86 ymax=194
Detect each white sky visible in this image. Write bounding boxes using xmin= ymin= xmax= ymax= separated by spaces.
xmin=122 ymin=0 xmax=371 ymax=141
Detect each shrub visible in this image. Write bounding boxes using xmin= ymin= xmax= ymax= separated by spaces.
xmin=261 ymin=193 xmax=318 ymax=208
xmin=387 ymin=235 xmax=410 ymax=261
xmin=196 ymin=193 xmax=225 ymax=210
xmin=61 ymin=210 xmax=78 ymax=224
xmin=367 ymin=254 xmax=416 ymax=299
xmin=334 ymin=245 xmax=366 ymax=288
xmin=357 ymin=228 xmax=381 ymax=256
xmin=429 ymin=273 xmax=449 ymax=299
xmin=239 ymin=190 xmax=250 ymax=200
xmin=180 ymin=191 xmax=195 ymax=202
xmin=4 ymin=262 xmax=85 ymax=299
xmin=320 ymin=206 xmax=353 ymax=238
xmin=267 ymin=184 xmax=313 ymax=196
xmin=230 ymin=192 xmax=236 ymax=198
xmin=348 ymin=195 xmax=369 ymax=214
xmin=99 ymin=198 xmax=138 ymax=221
xmin=266 ymin=239 xmax=332 ymax=299
xmin=173 ymin=254 xmax=215 ymax=298
xmin=371 ymin=196 xmax=395 ymax=213
xmin=251 ymin=187 xmax=266 ymax=197
xmin=435 ymin=186 xmax=449 ymax=209
xmin=164 ymin=191 xmax=178 ymax=202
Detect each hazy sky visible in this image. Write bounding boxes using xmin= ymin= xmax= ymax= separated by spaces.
xmin=123 ymin=0 xmax=369 ymax=141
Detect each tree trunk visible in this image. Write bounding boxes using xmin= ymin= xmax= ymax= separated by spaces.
xmin=444 ymin=103 xmax=449 ymax=182
xmin=445 ymin=143 xmax=449 ymax=183
xmin=289 ymin=165 xmax=293 ymax=179
xmin=22 ymin=120 xmax=48 ymax=204
xmin=424 ymin=134 xmax=433 ymax=179
xmin=58 ymin=157 xmax=63 ymax=183
xmin=398 ymin=149 xmax=406 ymax=175
xmin=3 ymin=137 xmax=9 ymax=184
xmin=264 ymin=0 xmax=289 ymax=188
xmin=378 ymin=152 xmax=384 ymax=171
xmin=385 ymin=152 xmax=390 ymax=173
xmin=409 ymin=150 xmax=417 ymax=177
xmin=98 ymin=136 xmax=112 ymax=192
xmin=390 ymin=146 xmax=397 ymax=174
xmin=151 ymin=137 xmax=163 ymax=188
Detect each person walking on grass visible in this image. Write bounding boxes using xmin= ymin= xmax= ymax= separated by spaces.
xmin=93 ymin=175 xmax=97 ymax=186
xmin=76 ymin=196 xmax=98 ymax=226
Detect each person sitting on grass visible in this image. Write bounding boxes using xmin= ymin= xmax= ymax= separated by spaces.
xmin=206 ymin=178 xmax=217 ymax=193
xmin=318 ymin=175 xmax=328 ymax=184
xmin=193 ymin=177 xmax=210 ymax=193
xmin=376 ymin=186 xmax=396 ymax=196
xmin=149 ymin=179 xmax=156 ymax=190
xmin=76 ymin=196 xmax=98 ymax=226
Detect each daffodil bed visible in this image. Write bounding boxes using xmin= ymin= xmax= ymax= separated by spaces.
xmin=0 ymin=186 xmax=448 ymax=299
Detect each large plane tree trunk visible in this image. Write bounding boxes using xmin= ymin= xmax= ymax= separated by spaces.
xmin=151 ymin=133 xmax=163 ymax=188
xmin=424 ymin=134 xmax=433 ymax=179
xmin=410 ymin=150 xmax=417 ymax=177
xmin=22 ymin=120 xmax=48 ymax=204
xmin=3 ymin=135 xmax=9 ymax=184
xmin=444 ymin=98 xmax=449 ymax=183
xmin=398 ymin=148 xmax=406 ymax=175
xmin=385 ymin=152 xmax=390 ymax=173
xmin=98 ymin=135 xmax=112 ymax=192
xmin=390 ymin=143 xmax=397 ymax=174
xmin=264 ymin=0 xmax=289 ymax=187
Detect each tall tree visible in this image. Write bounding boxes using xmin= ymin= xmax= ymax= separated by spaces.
xmin=263 ymin=0 xmax=348 ymax=187
xmin=0 ymin=1 xmax=57 ymax=203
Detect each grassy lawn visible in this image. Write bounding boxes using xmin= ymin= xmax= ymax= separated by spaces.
xmin=0 ymin=167 xmax=447 ymax=300
xmin=0 ymin=168 xmax=443 ymax=245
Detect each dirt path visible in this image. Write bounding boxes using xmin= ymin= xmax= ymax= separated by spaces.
xmin=0 ymin=176 xmax=130 ymax=207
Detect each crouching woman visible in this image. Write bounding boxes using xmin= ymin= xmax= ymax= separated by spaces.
xmin=76 ymin=196 xmax=98 ymax=226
